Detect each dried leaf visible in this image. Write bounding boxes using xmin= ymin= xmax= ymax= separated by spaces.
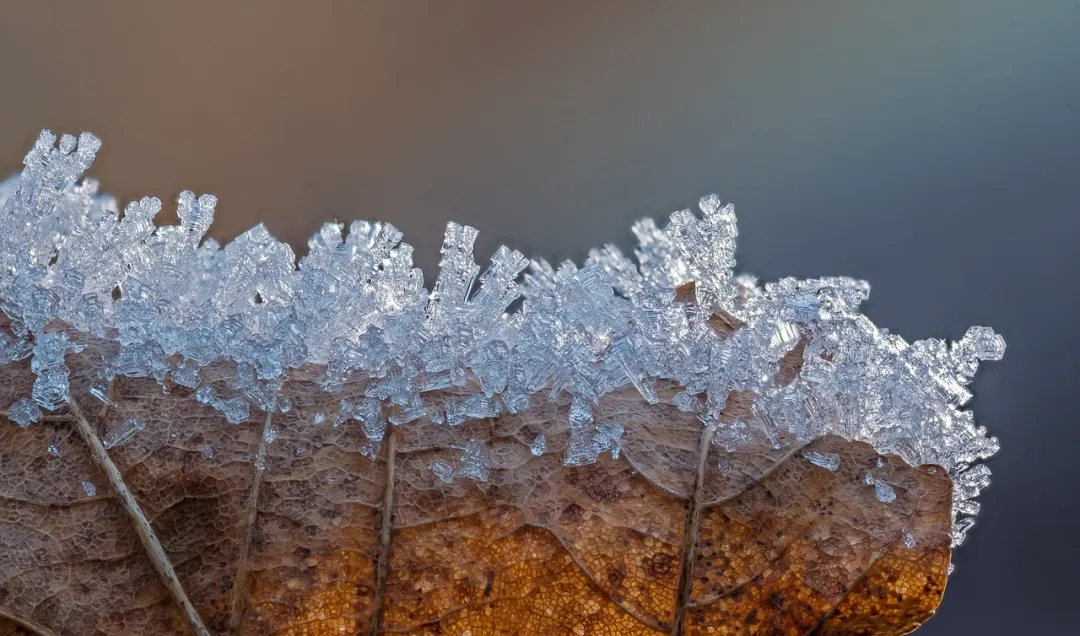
xmin=0 ymin=333 xmax=951 ymax=635
xmin=0 ymin=131 xmax=994 ymax=635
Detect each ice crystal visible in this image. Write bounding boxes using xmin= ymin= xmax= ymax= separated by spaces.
xmin=431 ymin=461 xmax=455 ymax=484
xmin=89 ymin=384 xmax=117 ymax=407
xmin=262 ymin=425 xmax=278 ymax=445
xmin=713 ymin=420 xmax=752 ymax=453
xmin=0 ymin=130 xmax=1005 ymax=547
xmin=866 ymin=472 xmax=897 ymax=504
xmin=875 ymin=480 xmax=897 ymax=504
xmin=803 ymin=450 xmax=840 ymax=472
xmin=7 ymin=397 xmax=42 ymax=428
xmin=454 ymin=438 xmax=492 ymax=483
xmin=102 ymin=417 xmax=146 ymax=449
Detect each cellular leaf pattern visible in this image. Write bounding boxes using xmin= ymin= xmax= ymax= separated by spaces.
xmin=0 ymin=343 xmax=952 ymax=635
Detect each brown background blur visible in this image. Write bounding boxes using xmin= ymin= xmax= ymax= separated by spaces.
xmin=2 ymin=2 xmax=1079 ymax=634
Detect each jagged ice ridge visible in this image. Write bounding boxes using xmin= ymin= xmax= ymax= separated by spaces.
xmin=0 ymin=131 xmax=1003 ymax=547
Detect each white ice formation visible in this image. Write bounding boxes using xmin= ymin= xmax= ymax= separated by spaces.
xmin=0 ymin=131 xmax=1004 ymax=546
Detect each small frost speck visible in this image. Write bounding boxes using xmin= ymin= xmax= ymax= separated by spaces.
xmin=102 ymin=417 xmax=146 ymax=449
xmin=432 ymin=461 xmax=455 ymax=484
xmin=7 ymin=397 xmax=42 ymax=428
xmin=904 ymin=531 xmax=916 ymax=549
xmin=873 ymin=479 xmax=896 ymax=503
xmin=802 ymin=450 xmax=839 ymax=471
xmin=530 ymin=433 xmax=547 ymax=456
xmin=80 ymin=480 xmax=96 ymax=497
xmin=89 ymin=384 xmax=117 ymax=407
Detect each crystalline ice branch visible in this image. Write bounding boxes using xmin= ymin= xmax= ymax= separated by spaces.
xmin=0 ymin=130 xmax=1004 ymax=547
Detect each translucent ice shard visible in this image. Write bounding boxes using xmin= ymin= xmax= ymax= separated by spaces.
xmin=874 ymin=479 xmax=897 ymax=504
xmin=102 ymin=417 xmax=146 ymax=449
xmin=6 ymin=397 xmax=42 ymax=428
xmin=431 ymin=461 xmax=455 ymax=484
xmin=0 ymin=130 xmax=1005 ymax=549
xmin=89 ymin=384 xmax=117 ymax=407
xmin=803 ymin=450 xmax=840 ymax=471
xmin=454 ymin=438 xmax=491 ymax=483
xmin=262 ymin=425 xmax=278 ymax=445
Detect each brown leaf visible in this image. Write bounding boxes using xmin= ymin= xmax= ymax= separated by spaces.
xmin=0 ymin=326 xmax=952 ymax=635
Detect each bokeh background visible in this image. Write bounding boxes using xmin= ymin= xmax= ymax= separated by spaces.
xmin=1 ymin=1 xmax=1076 ymax=633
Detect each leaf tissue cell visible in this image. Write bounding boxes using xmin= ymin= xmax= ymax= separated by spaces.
xmin=0 ymin=131 xmax=1003 ymax=634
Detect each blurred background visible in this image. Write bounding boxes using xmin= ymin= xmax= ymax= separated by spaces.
xmin=1 ymin=1 xmax=1076 ymax=633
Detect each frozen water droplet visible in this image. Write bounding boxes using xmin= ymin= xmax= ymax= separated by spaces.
xmin=263 ymin=426 xmax=278 ymax=444
xmin=873 ymin=479 xmax=896 ymax=503
xmin=313 ymin=412 xmax=326 ymax=425
xmin=673 ymin=390 xmax=699 ymax=413
xmin=58 ymin=134 xmax=77 ymax=154
xmin=32 ymin=368 xmax=69 ymax=411
xmin=7 ymin=397 xmax=42 ymax=428
xmin=956 ymin=499 xmax=981 ymax=516
xmin=80 ymin=480 xmax=96 ymax=497
xmin=196 ymin=386 xmax=214 ymax=404
xmin=89 ymin=384 xmax=117 ymax=407
xmin=530 ymin=433 xmax=547 ymax=456
xmin=904 ymin=531 xmax=916 ymax=549
xmin=962 ymin=326 xmax=1006 ymax=361
xmin=219 ymin=397 xmax=250 ymax=424
xmin=454 ymin=438 xmax=491 ymax=482
xmin=171 ymin=359 xmax=200 ymax=388
xmin=432 ymin=461 xmax=455 ymax=484
xmin=102 ymin=417 xmax=146 ymax=449
xmin=802 ymin=450 xmax=840 ymax=471
xmin=713 ymin=420 xmax=751 ymax=453
xmin=200 ymin=444 xmax=214 ymax=459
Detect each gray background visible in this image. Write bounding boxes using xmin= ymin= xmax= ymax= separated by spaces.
xmin=1 ymin=1 xmax=1075 ymax=633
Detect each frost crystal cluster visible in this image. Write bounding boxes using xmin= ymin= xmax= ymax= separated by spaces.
xmin=0 ymin=131 xmax=1003 ymax=546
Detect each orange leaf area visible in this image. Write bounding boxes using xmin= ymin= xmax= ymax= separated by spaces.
xmin=0 ymin=344 xmax=953 ymax=635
